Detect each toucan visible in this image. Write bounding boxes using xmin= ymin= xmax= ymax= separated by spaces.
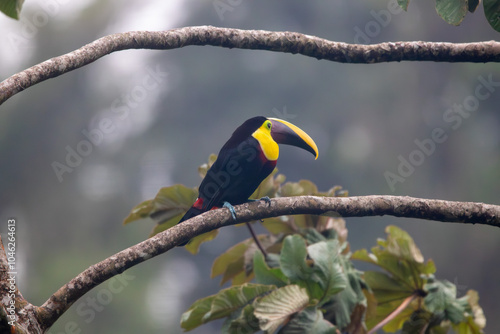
xmin=177 ymin=116 xmax=318 ymax=232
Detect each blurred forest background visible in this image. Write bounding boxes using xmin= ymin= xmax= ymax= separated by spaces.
xmin=0 ymin=0 xmax=499 ymax=333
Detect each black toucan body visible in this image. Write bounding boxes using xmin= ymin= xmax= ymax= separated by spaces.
xmin=178 ymin=116 xmax=318 ymax=227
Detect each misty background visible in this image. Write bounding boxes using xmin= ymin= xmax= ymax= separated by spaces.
xmin=0 ymin=1 xmax=499 ymax=333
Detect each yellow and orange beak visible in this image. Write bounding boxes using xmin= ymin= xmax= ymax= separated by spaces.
xmin=269 ymin=118 xmax=319 ymax=160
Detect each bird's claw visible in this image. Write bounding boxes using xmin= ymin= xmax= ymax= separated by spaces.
xmin=223 ymin=201 xmax=237 ymax=220
xmin=259 ymin=196 xmax=271 ymax=207
xmin=248 ymin=196 xmax=271 ymax=207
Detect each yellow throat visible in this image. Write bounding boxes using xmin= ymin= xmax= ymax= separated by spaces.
xmin=252 ymin=120 xmax=279 ymax=161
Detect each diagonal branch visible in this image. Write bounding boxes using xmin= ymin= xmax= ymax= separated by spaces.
xmin=2 ymin=195 xmax=499 ymax=332
xmin=1 ymin=25 xmax=500 ymax=105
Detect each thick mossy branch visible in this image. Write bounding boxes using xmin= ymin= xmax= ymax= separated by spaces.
xmin=1 ymin=195 xmax=499 ymax=333
xmin=1 ymin=26 xmax=500 ymax=105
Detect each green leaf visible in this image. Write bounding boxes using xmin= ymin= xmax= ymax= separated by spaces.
xmin=149 ymin=213 xmax=184 ymax=237
xmin=253 ymin=250 xmax=289 ymax=287
xmin=398 ymin=0 xmax=410 ymax=11
xmin=261 ymin=217 xmax=297 ymax=235
xmin=353 ymin=226 xmax=436 ymax=291
xmin=206 ymin=284 xmax=276 ymax=321
xmin=0 ymin=0 xmax=23 ymax=19
xmin=484 ymin=0 xmax=500 ymax=32
xmin=122 ymin=199 xmax=154 ymax=225
xmin=435 ymin=0 xmax=468 ymax=25
xmin=251 ymin=169 xmax=284 ymax=199
xmin=322 ymin=262 xmax=367 ymax=331
xmin=298 ymin=179 xmax=319 ymax=195
xmin=185 ymin=230 xmax=219 ymax=255
xmin=150 ymin=184 xmax=198 ymax=222
xmin=280 ymin=235 xmax=311 ymax=282
xmin=123 ymin=184 xmax=197 ymax=231
xmin=212 ymin=238 xmax=253 ymax=279
xmin=401 ymin=310 xmax=434 ymax=334
xmin=279 ymin=182 xmax=305 ymax=197
xmin=279 ymin=307 xmax=336 ymax=334
xmin=381 ymin=305 xmax=415 ymax=333
xmin=363 ymin=271 xmax=412 ymax=301
xmin=254 ymin=285 xmax=310 ymax=333
xmin=303 ymin=228 xmax=327 ymax=245
xmin=181 ymin=283 xmax=276 ymax=331
xmin=383 ymin=225 xmax=424 ymax=264
xmin=222 ymin=304 xmax=260 ymax=334
xmin=307 ymin=240 xmax=347 ymax=303
xmin=180 ymin=294 xmax=217 ymax=331
xmin=464 ymin=290 xmax=486 ymax=330
xmin=424 ymin=278 xmax=466 ymax=323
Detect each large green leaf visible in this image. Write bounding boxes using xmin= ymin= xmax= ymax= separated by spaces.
xmin=322 ymin=261 xmax=367 ymax=331
xmin=307 ymin=240 xmax=347 ymax=304
xmin=0 ymin=0 xmax=23 ymax=19
xmin=352 ymin=226 xmax=435 ymax=290
xmin=150 ymin=184 xmax=198 ymax=222
xmin=280 ymin=235 xmax=311 ymax=282
xmin=212 ymin=238 xmax=254 ymax=279
xmin=435 ymin=0 xmax=468 ymax=25
xmin=212 ymin=236 xmax=274 ymax=285
xmin=250 ymin=168 xmax=285 ymax=199
xmin=484 ymin=0 xmax=500 ymax=32
xmin=254 ymin=285 xmax=310 ymax=333
xmin=180 ymin=294 xmax=216 ymax=331
xmin=122 ymin=199 xmax=154 ymax=225
xmin=261 ymin=217 xmax=297 ymax=235
xmin=181 ymin=283 xmax=276 ymax=331
xmin=206 ymin=284 xmax=275 ymax=321
xmin=253 ymin=250 xmax=289 ymax=287
xmin=424 ymin=278 xmax=466 ymax=324
xmin=185 ymin=230 xmax=219 ymax=255
xmin=123 ymin=184 xmax=197 ymax=228
xmin=279 ymin=307 xmax=336 ymax=334
xmin=222 ymin=303 xmax=260 ymax=334
xmin=363 ymin=271 xmax=412 ymax=301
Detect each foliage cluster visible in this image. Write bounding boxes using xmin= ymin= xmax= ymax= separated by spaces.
xmin=124 ymin=155 xmax=486 ymax=333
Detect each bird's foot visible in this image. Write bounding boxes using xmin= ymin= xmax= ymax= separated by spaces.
xmin=260 ymin=196 xmax=272 ymax=206
xmin=248 ymin=196 xmax=272 ymax=207
xmin=222 ymin=201 xmax=237 ymax=220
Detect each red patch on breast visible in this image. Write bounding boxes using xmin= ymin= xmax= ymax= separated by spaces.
xmin=193 ymin=197 xmax=204 ymax=210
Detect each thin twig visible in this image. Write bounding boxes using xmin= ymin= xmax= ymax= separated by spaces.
xmin=367 ymin=294 xmax=418 ymax=334
xmin=246 ymin=222 xmax=268 ymax=258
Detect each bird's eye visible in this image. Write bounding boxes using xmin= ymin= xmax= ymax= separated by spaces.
xmin=267 ymin=121 xmax=272 ymax=129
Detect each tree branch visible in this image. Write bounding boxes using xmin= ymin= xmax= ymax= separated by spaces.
xmin=2 ymin=195 xmax=499 ymax=332
xmin=1 ymin=25 xmax=500 ymax=105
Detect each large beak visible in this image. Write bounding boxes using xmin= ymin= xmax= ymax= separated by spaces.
xmin=269 ymin=118 xmax=319 ymax=159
